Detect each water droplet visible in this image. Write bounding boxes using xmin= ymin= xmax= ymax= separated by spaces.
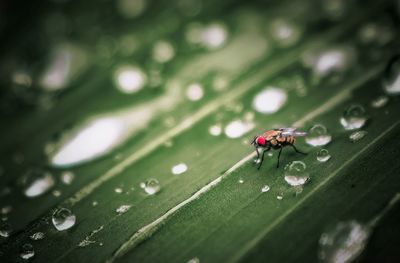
xmin=21 ymin=170 xmax=55 ymax=198
xmin=116 ymin=0 xmax=147 ymax=18
xmin=116 ymin=205 xmax=131 ymax=215
xmin=261 ymin=185 xmax=270 ymax=192
xmin=61 ymin=171 xmax=74 ymax=185
xmin=153 ymin=40 xmax=175 ymax=63
xmin=252 ymin=87 xmax=287 ymax=114
xmin=270 ymin=19 xmax=302 ymax=47
xmin=317 ymin=149 xmax=331 ymax=162
xmin=238 ymin=178 xmax=244 ymax=184
xmin=52 ymin=208 xmax=76 ymax=231
xmin=20 ymin=243 xmax=34 ymax=260
xmin=171 ymin=163 xmax=188 ymax=175
xmin=114 ymin=187 xmax=123 ymax=194
xmin=319 ymin=221 xmax=370 ymax=263
xmin=305 ymin=124 xmax=332 ymax=146
xmin=284 ymin=161 xmax=309 ymax=186
xmin=92 ymin=201 xmax=98 ymax=207
xmin=340 ymin=104 xmax=367 ymax=130
xmin=209 ymin=124 xmax=222 ymax=136
xmin=186 ymin=83 xmax=204 ymax=101
xmin=349 ymin=130 xmax=367 ymax=143
xmin=30 ymin=232 xmax=45 ymax=241
xmin=277 ymin=195 xmax=283 ymax=200
xmin=370 ymin=95 xmax=388 ymax=108
xmin=1 ymin=206 xmax=12 ymax=215
xmin=142 ymin=179 xmax=161 ymax=195
xmin=224 ymin=119 xmax=255 ymax=139
xmin=383 ymin=55 xmax=400 ymax=95
xmin=52 ymin=190 xmax=61 ymax=197
xmin=187 ymin=257 xmax=200 ymax=263
xmin=186 ymin=23 xmax=228 ymax=50
xmin=114 ymin=65 xmax=147 ymax=94
xmin=0 ymin=222 xmax=12 ymax=237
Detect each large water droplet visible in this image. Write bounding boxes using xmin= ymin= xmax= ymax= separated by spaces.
xmin=305 ymin=124 xmax=332 ymax=146
xmin=317 ymin=149 xmax=331 ymax=162
xmin=142 ymin=179 xmax=161 ymax=195
xmin=284 ymin=161 xmax=309 ymax=186
xmin=171 ymin=163 xmax=188 ymax=175
xmin=349 ymin=130 xmax=367 ymax=143
xmin=340 ymin=104 xmax=367 ymax=130
xmin=224 ymin=119 xmax=255 ymax=139
xmin=20 ymin=243 xmax=35 ymax=260
xmin=114 ymin=65 xmax=147 ymax=94
xmin=0 ymin=222 xmax=12 ymax=237
xmin=21 ymin=170 xmax=55 ymax=198
xmin=252 ymin=87 xmax=287 ymax=114
xmin=383 ymin=55 xmax=400 ymax=95
xmin=186 ymin=83 xmax=204 ymax=101
xmin=319 ymin=221 xmax=370 ymax=263
xmin=30 ymin=232 xmax=45 ymax=241
xmin=370 ymin=95 xmax=388 ymax=108
xmin=52 ymin=208 xmax=76 ymax=231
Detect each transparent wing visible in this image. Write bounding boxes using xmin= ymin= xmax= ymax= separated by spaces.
xmin=279 ymin=127 xmax=307 ymax=137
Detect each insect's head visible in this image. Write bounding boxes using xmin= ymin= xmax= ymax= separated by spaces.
xmin=251 ymin=135 xmax=267 ymax=147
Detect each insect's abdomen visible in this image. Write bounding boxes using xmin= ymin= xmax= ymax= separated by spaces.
xmin=277 ymin=135 xmax=295 ymax=145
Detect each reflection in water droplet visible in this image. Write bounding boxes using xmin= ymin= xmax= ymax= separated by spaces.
xmin=261 ymin=185 xmax=270 ymax=193
xmin=317 ymin=149 xmax=331 ymax=162
xmin=209 ymin=124 xmax=222 ymax=136
xmin=319 ymin=221 xmax=370 ymax=263
xmin=61 ymin=171 xmax=74 ymax=185
xmin=116 ymin=0 xmax=147 ymax=18
xmin=172 ymin=163 xmax=188 ymax=175
xmin=30 ymin=232 xmax=45 ymax=241
xmin=252 ymin=87 xmax=287 ymax=114
xmin=186 ymin=83 xmax=204 ymax=101
xmin=270 ymin=19 xmax=302 ymax=47
xmin=305 ymin=124 xmax=332 ymax=146
xmin=340 ymin=104 xmax=367 ymax=130
xmin=52 ymin=208 xmax=76 ymax=231
xmin=116 ymin=205 xmax=131 ymax=215
xmin=349 ymin=130 xmax=367 ymax=143
xmin=142 ymin=179 xmax=160 ymax=195
xmin=20 ymin=243 xmax=35 ymax=260
xmin=284 ymin=161 xmax=309 ymax=186
xmin=21 ymin=170 xmax=55 ymax=198
xmin=153 ymin=40 xmax=175 ymax=63
xmin=114 ymin=65 xmax=147 ymax=94
xmin=0 ymin=222 xmax=12 ymax=237
xmin=370 ymin=95 xmax=388 ymax=108
xmin=224 ymin=119 xmax=255 ymax=139
xmin=383 ymin=55 xmax=400 ymax=95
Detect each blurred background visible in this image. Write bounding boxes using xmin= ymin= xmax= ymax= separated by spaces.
xmin=0 ymin=0 xmax=400 ymax=262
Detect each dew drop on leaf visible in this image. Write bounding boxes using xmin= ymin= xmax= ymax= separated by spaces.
xmin=0 ymin=222 xmax=12 ymax=237
xmin=142 ymin=179 xmax=161 ymax=195
xmin=340 ymin=104 xmax=367 ymax=130
xmin=20 ymin=169 xmax=55 ymax=198
xmin=349 ymin=130 xmax=367 ymax=143
xmin=261 ymin=185 xmax=270 ymax=192
xmin=319 ymin=221 xmax=370 ymax=263
xmin=116 ymin=205 xmax=131 ymax=215
xmin=370 ymin=95 xmax=388 ymax=108
xmin=305 ymin=124 xmax=332 ymax=146
xmin=30 ymin=232 xmax=45 ymax=241
xmin=284 ymin=161 xmax=309 ymax=186
xmin=252 ymin=87 xmax=287 ymax=114
xmin=20 ymin=243 xmax=35 ymax=260
xmin=171 ymin=163 xmax=188 ymax=175
xmin=52 ymin=208 xmax=76 ymax=231
xmin=317 ymin=149 xmax=331 ymax=162
xmin=383 ymin=55 xmax=400 ymax=95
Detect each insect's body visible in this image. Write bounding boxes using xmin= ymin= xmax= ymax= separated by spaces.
xmin=251 ymin=128 xmax=307 ymax=169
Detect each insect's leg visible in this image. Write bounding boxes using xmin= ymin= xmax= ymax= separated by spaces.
xmin=257 ymin=150 xmax=266 ymax=170
xmin=291 ymin=144 xmax=307 ymax=155
xmin=277 ymin=147 xmax=283 ymax=168
xmin=256 ymin=147 xmax=260 ymax=160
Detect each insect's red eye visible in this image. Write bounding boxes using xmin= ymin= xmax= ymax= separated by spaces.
xmin=256 ymin=136 xmax=266 ymax=145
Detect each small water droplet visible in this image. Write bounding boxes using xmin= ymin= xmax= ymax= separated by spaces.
xmin=277 ymin=195 xmax=283 ymax=200
xmin=186 ymin=22 xmax=228 ymax=50
xmin=284 ymin=161 xmax=309 ymax=186
xmin=349 ymin=130 xmax=367 ymax=143
xmin=252 ymin=87 xmax=287 ymax=114
xmin=319 ymin=221 xmax=370 ymax=263
xmin=52 ymin=208 xmax=76 ymax=231
xmin=305 ymin=124 xmax=332 ymax=146
xmin=52 ymin=190 xmax=61 ymax=197
xmin=317 ymin=149 xmax=331 ymax=162
xmin=224 ymin=119 xmax=255 ymax=139
xmin=171 ymin=163 xmax=188 ymax=175
xmin=187 ymin=257 xmax=200 ymax=263
xmin=208 ymin=124 xmax=222 ymax=136
xmin=186 ymin=83 xmax=204 ymax=101
xmin=383 ymin=55 xmax=400 ymax=95
xmin=270 ymin=19 xmax=302 ymax=47
xmin=114 ymin=65 xmax=147 ymax=94
xmin=116 ymin=205 xmax=131 ymax=215
xmin=116 ymin=0 xmax=147 ymax=18
xmin=370 ymin=95 xmax=389 ymax=108
xmin=61 ymin=171 xmax=75 ymax=185
xmin=114 ymin=187 xmax=123 ymax=194
xmin=21 ymin=170 xmax=55 ymax=198
xmin=153 ymin=40 xmax=175 ymax=63
xmin=238 ymin=178 xmax=244 ymax=184
xmin=30 ymin=232 xmax=45 ymax=241
xmin=0 ymin=222 xmax=12 ymax=237
xmin=261 ymin=185 xmax=270 ymax=192
xmin=1 ymin=206 xmax=12 ymax=215
xmin=142 ymin=179 xmax=160 ymax=195
xmin=340 ymin=104 xmax=367 ymax=130
xmin=92 ymin=201 xmax=98 ymax=207
xmin=20 ymin=243 xmax=35 ymax=260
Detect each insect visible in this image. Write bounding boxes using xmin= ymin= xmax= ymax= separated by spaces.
xmin=251 ymin=128 xmax=307 ymax=169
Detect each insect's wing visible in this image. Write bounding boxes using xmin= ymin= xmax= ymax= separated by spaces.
xmin=279 ymin=128 xmax=307 ymax=137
